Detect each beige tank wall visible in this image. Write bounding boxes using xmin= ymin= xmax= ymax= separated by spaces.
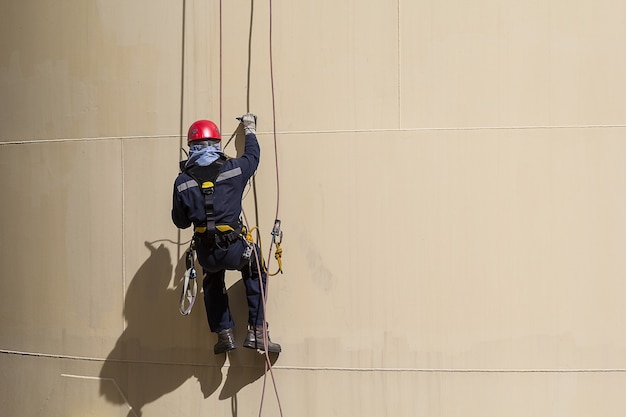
xmin=2 ymin=0 xmax=626 ymax=416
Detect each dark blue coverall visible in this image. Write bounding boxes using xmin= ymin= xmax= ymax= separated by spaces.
xmin=171 ymin=133 xmax=267 ymax=333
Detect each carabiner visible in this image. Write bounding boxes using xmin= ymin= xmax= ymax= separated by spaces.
xmin=271 ymin=219 xmax=283 ymax=244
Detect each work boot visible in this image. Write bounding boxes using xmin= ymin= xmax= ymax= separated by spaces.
xmin=243 ymin=325 xmax=281 ymax=353
xmin=214 ymin=328 xmax=236 ymax=354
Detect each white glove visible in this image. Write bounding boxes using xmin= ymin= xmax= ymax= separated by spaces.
xmin=237 ymin=113 xmax=257 ymax=135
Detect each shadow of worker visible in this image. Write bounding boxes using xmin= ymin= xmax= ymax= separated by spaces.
xmin=99 ymin=242 xmax=224 ymax=417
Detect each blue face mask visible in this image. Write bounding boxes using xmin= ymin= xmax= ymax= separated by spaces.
xmin=186 ymin=143 xmax=222 ymax=167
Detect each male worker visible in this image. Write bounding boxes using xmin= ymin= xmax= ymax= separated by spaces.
xmin=171 ymin=113 xmax=281 ymax=354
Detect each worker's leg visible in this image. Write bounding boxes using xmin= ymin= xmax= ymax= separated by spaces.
xmin=241 ymin=245 xmax=281 ymax=352
xmin=202 ymin=269 xmax=234 ymax=332
xmin=241 ymin=244 xmax=267 ymax=328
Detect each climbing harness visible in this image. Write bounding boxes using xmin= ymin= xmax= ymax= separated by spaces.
xmin=178 ymin=155 xmax=255 ymax=315
xmin=179 ymin=244 xmax=198 ymax=315
xmin=185 ymin=156 xmax=227 ymax=237
xmin=178 ymin=158 xmax=225 ymax=315
xmin=179 ymin=224 xmax=252 ymax=316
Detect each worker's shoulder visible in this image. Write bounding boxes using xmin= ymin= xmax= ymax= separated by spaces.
xmin=221 ymin=154 xmax=244 ymax=166
xmin=174 ymin=170 xmax=194 ymax=184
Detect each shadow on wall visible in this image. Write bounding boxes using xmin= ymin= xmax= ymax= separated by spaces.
xmin=99 ymin=241 xmax=277 ymax=417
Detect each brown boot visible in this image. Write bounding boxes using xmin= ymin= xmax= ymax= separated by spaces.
xmin=243 ymin=325 xmax=281 ymax=353
xmin=214 ymin=328 xmax=236 ymax=354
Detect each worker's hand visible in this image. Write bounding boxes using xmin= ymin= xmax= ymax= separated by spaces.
xmin=237 ymin=113 xmax=257 ymax=135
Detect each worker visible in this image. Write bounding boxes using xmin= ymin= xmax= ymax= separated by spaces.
xmin=171 ymin=113 xmax=281 ymax=354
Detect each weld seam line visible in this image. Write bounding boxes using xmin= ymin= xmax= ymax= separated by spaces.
xmin=3 ymin=124 xmax=626 ymax=145
xmin=4 ymin=350 xmax=626 ymax=373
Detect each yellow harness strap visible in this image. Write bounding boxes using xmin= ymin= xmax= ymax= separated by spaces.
xmin=195 ymin=224 xmax=235 ymax=234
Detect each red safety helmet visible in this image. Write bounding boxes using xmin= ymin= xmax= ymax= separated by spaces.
xmin=187 ymin=120 xmax=221 ymax=142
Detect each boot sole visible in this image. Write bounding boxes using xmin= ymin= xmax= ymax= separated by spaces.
xmin=243 ymin=341 xmax=281 ymax=353
xmin=214 ymin=344 xmax=236 ymax=354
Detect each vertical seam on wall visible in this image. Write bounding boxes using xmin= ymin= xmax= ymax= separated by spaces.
xmin=121 ymin=138 xmax=126 ymax=332
xmin=397 ymin=0 xmax=402 ymax=128
xmin=180 ymin=0 xmax=186 ymax=151
xmin=177 ymin=0 xmax=187 ymax=264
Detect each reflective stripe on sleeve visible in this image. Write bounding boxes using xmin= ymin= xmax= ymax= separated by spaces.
xmin=216 ymin=167 xmax=242 ymax=182
xmin=177 ymin=180 xmax=198 ymax=192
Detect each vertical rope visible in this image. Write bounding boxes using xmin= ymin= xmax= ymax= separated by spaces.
xmin=247 ymin=0 xmax=255 ymax=113
xmin=258 ymin=0 xmax=284 ymax=416
xmin=263 ymin=0 xmax=281 ymax=275
xmin=218 ymin=0 xmax=283 ymax=414
xmin=219 ymin=0 xmax=223 ymax=130
xmin=269 ymin=0 xmax=280 ymax=222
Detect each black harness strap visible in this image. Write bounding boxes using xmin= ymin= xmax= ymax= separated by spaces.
xmin=185 ymin=156 xmax=227 ymax=236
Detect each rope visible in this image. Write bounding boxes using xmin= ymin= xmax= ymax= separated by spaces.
xmin=264 ymin=0 xmax=281 ymax=272
xmin=218 ymin=0 xmax=284 ymax=415
xmin=219 ymin=0 xmax=223 ymax=131
xmin=257 ymin=0 xmax=284 ymax=413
